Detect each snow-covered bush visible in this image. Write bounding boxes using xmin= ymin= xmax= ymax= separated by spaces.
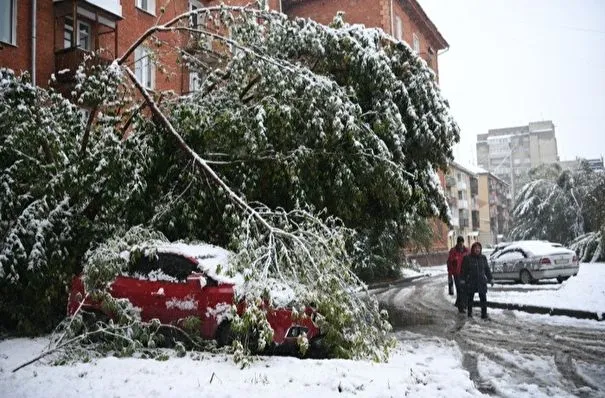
xmin=569 ymin=230 xmax=604 ymax=263
xmin=3 ymin=5 xmax=459 ymax=363
xmin=143 ymin=8 xmax=459 ymax=279
xmin=229 ymin=206 xmax=395 ymax=361
xmin=510 ymin=163 xmax=605 ymax=249
xmin=0 ymin=69 xmax=148 ymax=335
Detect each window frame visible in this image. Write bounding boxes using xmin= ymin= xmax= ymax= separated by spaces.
xmin=189 ymin=70 xmax=202 ymax=92
xmin=413 ymin=33 xmax=420 ymax=53
xmin=394 ymin=15 xmax=403 ymax=41
xmin=64 ymin=17 xmax=92 ymax=50
xmin=189 ymin=0 xmax=203 ymax=29
xmin=136 ymin=0 xmax=156 ymax=16
xmin=134 ymin=46 xmax=155 ymax=90
xmin=1 ymin=0 xmax=17 ymax=46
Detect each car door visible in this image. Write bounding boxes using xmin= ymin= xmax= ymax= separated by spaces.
xmin=492 ymin=249 xmax=526 ymax=280
xmin=148 ymin=253 xmax=203 ymax=325
xmin=197 ymin=276 xmax=236 ymax=339
xmin=111 ymin=252 xmax=200 ymax=323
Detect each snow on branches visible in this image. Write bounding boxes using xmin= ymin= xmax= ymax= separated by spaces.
xmin=0 ymin=68 xmax=149 ymax=334
xmin=137 ymin=6 xmax=459 ymax=273
xmin=229 ymin=206 xmax=395 ymax=361
xmin=510 ymin=163 xmax=605 ymax=251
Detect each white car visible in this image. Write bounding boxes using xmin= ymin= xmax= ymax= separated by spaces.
xmin=489 ymin=240 xmax=579 ymax=284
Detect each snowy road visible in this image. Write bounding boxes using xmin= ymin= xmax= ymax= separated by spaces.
xmin=374 ymin=273 xmax=605 ymax=397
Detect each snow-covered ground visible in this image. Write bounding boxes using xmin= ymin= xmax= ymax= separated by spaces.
xmin=0 ymin=337 xmax=482 ymax=398
xmin=1 ymin=263 xmax=603 ymax=397
xmin=418 ymin=262 xmax=604 ymax=316
xmin=488 ymin=262 xmax=605 ymax=315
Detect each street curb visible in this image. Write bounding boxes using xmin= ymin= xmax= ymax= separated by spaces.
xmin=472 ymin=301 xmax=603 ymax=321
xmin=367 ymin=275 xmax=428 ymax=290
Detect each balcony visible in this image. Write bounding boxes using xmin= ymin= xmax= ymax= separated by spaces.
xmin=52 ymin=1 xmax=121 ymax=101
xmin=489 ymin=192 xmax=500 ymax=206
xmin=470 ymin=177 xmax=479 ymax=196
xmin=458 ymin=199 xmax=469 ymax=209
xmin=447 ymin=194 xmax=458 ymax=207
xmin=54 ymin=47 xmax=112 ymax=83
xmin=457 ymin=181 xmax=467 ymax=190
xmin=54 ymin=0 xmax=122 ymax=17
xmin=471 ymin=210 xmax=480 ymax=230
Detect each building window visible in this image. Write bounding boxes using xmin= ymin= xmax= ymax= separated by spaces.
xmin=1 ymin=0 xmax=17 ymax=45
xmin=394 ymin=15 xmax=403 ymax=41
xmin=136 ymin=0 xmax=156 ymax=15
xmin=413 ymin=33 xmax=420 ymax=53
xmin=64 ymin=18 xmax=91 ymax=50
xmin=427 ymin=47 xmax=435 ymax=69
xmin=189 ymin=0 xmax=203 ymax=28
xmin=189 ymin=71 xmax=202 ymax=92
xmin=134 ymin=46 xmax=155 ymax=90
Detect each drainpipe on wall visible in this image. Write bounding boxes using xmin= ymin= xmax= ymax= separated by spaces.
xmin=31 ymin=0 xmax=37 ymax=85
xmin=389 ymin=0 xmax=394 ymax=35
xmin=279 ymin=0 xmax=282 ymax=13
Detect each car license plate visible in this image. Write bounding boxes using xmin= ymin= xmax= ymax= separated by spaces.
xmin=555 ymin=258 xmax=568 ymax=265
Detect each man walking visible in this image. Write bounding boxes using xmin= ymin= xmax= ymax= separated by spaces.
xmin=461 ymin=242 xmax=493 ymax=319
xmin=447 ymin=236 xmax=469 ymax=313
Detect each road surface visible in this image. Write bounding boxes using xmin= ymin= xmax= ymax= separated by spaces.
xmin=373 ymin=273 xmax=605 ymax=397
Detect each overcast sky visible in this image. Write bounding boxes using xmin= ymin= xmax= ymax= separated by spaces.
xmin=417 ymin=0 xmax=605 ymax=165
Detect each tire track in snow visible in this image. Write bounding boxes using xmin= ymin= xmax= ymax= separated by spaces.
xmin=376 ymin=274 xmax=605 ymax=397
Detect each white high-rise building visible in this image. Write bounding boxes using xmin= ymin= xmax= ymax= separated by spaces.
xmin=476 ymin=121 xmax=559 ymax=199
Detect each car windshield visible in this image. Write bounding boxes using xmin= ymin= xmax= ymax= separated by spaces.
xmin=129 ymin=253 xmax=197 ymax=282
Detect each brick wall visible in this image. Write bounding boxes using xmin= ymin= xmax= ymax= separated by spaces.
xmin=1 ymin=0 xmax=34 ymax=78
xmin=1 ymin=0 xmax=443 ymax=90
xmin=284 ymin=0 xmax=385 ymax=27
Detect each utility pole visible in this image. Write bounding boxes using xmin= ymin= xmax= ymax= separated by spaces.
xmin=509 ymin=141 xmax=515 ymax=201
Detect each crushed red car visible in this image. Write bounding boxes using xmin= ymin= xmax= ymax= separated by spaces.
xmin=67 ymin=242 xmax=323 ymax=355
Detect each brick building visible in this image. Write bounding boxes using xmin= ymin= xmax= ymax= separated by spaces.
xmin=1 ymin=0 xmax=446 ymax=89
xmin=1 ymin=0 xmax=450 ymax=261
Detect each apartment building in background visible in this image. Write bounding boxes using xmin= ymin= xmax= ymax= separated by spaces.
xmin=475 ymin=168 xmax=510 ymax=246
xmin=476 ymin=121 xmax=559 ymax=200
xmin=444 ymin=162 xmax=480 ymax=248
xmin=560 ymin=156 xmax=604 ymax=172
xmin=444 ymin=163 xmax=511 ymax=248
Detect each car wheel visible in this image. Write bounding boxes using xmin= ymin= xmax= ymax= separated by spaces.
xmin=519 ymin=269 xmax=532 ymax=284
xmin=215 ymin=322 xmax=234 ymax=347
xmin=557 ymin=276 xmax=569 ymax=283
xmin=81 ymin=310 xmax=109 ymax=328
xmin=216 ymin=322 xmax=260 ymax=353
xmin=308 ymin=335 xmax=330 ymax=359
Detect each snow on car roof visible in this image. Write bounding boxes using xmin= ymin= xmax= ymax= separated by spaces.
xmin=148 ymin=242 xmax=296 ymax=307
xmin=154 ymin=242 xmax=241 ymax=285
xmin=505 ymin=240 xmax=574 ymax=256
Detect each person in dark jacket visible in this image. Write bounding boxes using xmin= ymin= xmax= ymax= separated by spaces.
xmin=461 ymin=242 xmax=493 ymax=319
xmin=447 ymin=236 xmax=469 ymax=312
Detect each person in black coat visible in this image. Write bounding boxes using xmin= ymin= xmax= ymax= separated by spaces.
xmin=461 ymin=242 xmax=493 ymax=319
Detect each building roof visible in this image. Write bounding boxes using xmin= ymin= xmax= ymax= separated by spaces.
xmin=449 ymin=161 xmax=480 ymax=177
xmin=450 ymin=161 xmax=509 ymax=186
xmin=401 ymin=0 xmax=449 ymax=50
